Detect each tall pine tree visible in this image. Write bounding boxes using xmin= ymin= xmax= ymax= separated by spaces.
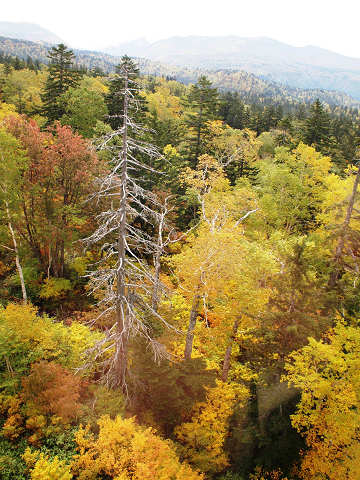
xmin=41 ymin=44 xmax=81 ymax=125
xmin=183 ymin=75 xmax=220 ymax=165
xmin=304 ymin=99 xmax=332 ymax=153
xmin=105 ymin=55 xmax=145 ymax=130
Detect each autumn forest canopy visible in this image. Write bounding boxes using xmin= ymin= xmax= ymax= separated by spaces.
xmin=1 ymin=42 xmax=360 ymax=480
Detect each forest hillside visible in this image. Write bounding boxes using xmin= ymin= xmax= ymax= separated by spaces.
xmin=0 ymin=43 xmax=360 ymax=480
xmin=0 ymin=35 xmax=359 ymax=108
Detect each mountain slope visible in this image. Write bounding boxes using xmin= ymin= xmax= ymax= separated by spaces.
xmin=0 ymin=21 xmax=63 ymax=44
xmin=0 ymin=36 xmax=358 ymax=108
xmin=104 ymin=36 xmax=360 ymax=99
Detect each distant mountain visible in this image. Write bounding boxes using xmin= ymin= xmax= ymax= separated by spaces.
xmin=104 ymin=36 xmax=360 ymax=99
xmin=0 ymin=36 xmax=359 ymax=109
xmin=0 ymin=21 xmax=63 ymax=44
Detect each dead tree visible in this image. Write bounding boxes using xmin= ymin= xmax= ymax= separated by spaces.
xmin=84 ymin=57 xmax=174 ymax=391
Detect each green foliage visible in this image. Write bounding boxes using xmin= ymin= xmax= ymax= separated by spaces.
xmin=60 ymin=86 xmax=107 ymax=137
xmin=131 ymin=351 xmax=217 ymax=435
xmin=105 ymin=55 xmax=144 ymax=130
xmin=0 ymin=437 xmax=27 ymax=479
xmin=303 ymin=99 xmax=332 ymax=154
xmin=183 ymin=75 xmax=220 ymax=164
xmin=79 ymin=384 xmax=126 ymax=431
xmin=257 ymin=143 xmax=331 ymax=234
xmin=41 ymin=44 xmax=81 ymax=124
xmin=39 ymin=277 xmax=72 ymax=299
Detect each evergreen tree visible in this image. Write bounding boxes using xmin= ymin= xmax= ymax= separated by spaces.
xmin=13 ymin=57 xmax=24 ymax=70
xmin=183 ymin=75 xmax=220 ymax=165
xmin=26 ymin=56 xmax=35 ymax=71
xmin=220 ymin=92 xmax=249 ymax=130
xmin=3 ymin=63 xmax=12 ymax=76
xmin=304 ymin=99 xmax=332 ymax=153
xmin=41 ymin=44 xmax=81 ymax=125
xmin=105 ymin=55 xmax=145 ymax=130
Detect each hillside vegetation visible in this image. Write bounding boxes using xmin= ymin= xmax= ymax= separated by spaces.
xmin=0 ymin=45 xmax=360 ymax=480
xmin=0 ymin=36 xmax=359 ymax=108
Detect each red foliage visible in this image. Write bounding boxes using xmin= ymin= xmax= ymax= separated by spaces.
xmin=4 ymin=116 xmax=102 ymax=277
xmin=22 ymin=361 xmax=82 ymax=422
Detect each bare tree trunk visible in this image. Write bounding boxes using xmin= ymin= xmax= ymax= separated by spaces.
xmin=329 ymin=163 xmax=360 ymax=288
xmin=152 ymin=208 xmax=165 ymax=312
xmin=6 ymin=202 xmax=27 ymax=304
xmin=152 ymin=249 xmax=161 ymax=313
xmin=115 ymin=72 xmax=129 ymax=390
xmin=221 ymin=317 xmax=240 ymax=382
xmin=184 ymin=290 xmax=201 ymax=360
xmin=194 ymin=103 xmax=203 ymax=164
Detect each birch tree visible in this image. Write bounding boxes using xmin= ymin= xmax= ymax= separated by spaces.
xmin=0 ymin=129 xmax=28 ymax=304
xmin=84 ymin=57 xmax=174 ymax=391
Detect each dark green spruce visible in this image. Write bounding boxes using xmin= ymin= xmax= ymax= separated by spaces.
xmin=183 ymin=75 xmax=220 ymax=165
xmin=41 ymin=43 xmax=81 ymax=125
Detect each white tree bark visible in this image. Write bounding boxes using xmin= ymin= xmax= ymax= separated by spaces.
xmin=5 ymin=202 xmax=27 ymax=304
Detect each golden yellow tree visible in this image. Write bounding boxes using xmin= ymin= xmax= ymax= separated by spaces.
xmin=175 ymin=380 xmax=249 ymax=474
xmin=71 ymin=415 xmax=204 ymax=480
xmin=284 ymin=322 xmax=360 ymax=479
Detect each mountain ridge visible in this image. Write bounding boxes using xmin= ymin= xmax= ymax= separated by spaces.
xmin=103 ymin=35 xmax=360 ymax=99
xmin=0 ymin=35 xmax=359 ymax=108
xmin=0 ymin=21 xmax=63 ymax=45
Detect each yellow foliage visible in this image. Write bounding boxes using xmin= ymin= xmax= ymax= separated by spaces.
xmin=284 ymin=322 xmax=360 ymax=479
xmin=0 ymin=101 xmax=17 ymax=121
xmin=175 ymin=380 xmax=249 ymax=473
xmin=250 ymin=466 xmax=289 ymax=480
xmin=2 ymin=69 xmax=46 ymax=114
xmin=39 ymin=277 xmax=72 ymax=299
xmin=146 ymin=84 xmax=183 ymax=121
xmin=80 ymin=76 xmax=108 ymax=94
xmin=181 ymin=155 xmax=230 ymax=219
xmin=0 ymin=303 xmax=102 ymax=370
xmin=72 ymin=415 xmax=203 ymax=480
xmin=23 ymin=448 xmax=72 ymax=480
xmin=317 ymin=168 xmax=360 ymax=249
xmin=259 ymin=143 xmax=332 ymax=233
xmin=171 ymin=222 xmax=276 ymax=369
xmin=0 ymin=394 xmax=23 ymax=440
xmin=206 ymin=123 xmax=261 ymax=169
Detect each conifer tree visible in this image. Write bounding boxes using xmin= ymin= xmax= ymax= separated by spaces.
xmin=184 ymin=75 xmax=220 ymax=165
xmin=304 ymin=99 xmax=332 ymax=153
xmin=105 ymin=55 xmax=145 ymax=130
xmin=41 ymin=44 xmax=81 ymax=124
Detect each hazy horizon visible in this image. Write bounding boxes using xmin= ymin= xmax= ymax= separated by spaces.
xmin=1 ymin=0 xmax=360 ymax=58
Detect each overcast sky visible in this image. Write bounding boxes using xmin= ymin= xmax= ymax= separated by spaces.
xmin=2 ymin=0 xmax=360 ymax=57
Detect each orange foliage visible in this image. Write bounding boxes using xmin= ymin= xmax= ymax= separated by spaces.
xmin=22 ymin=361 xmax=81 ymax=422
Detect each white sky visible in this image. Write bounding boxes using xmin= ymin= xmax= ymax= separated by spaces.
xmin=2 ymin=0 xmax=360 ymax=57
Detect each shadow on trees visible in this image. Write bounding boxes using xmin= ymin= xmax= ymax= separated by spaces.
xmin=129 ymin=345 xmax=217 ymax=436
xmin=225 ymin=392 xmax=304 ymax=478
